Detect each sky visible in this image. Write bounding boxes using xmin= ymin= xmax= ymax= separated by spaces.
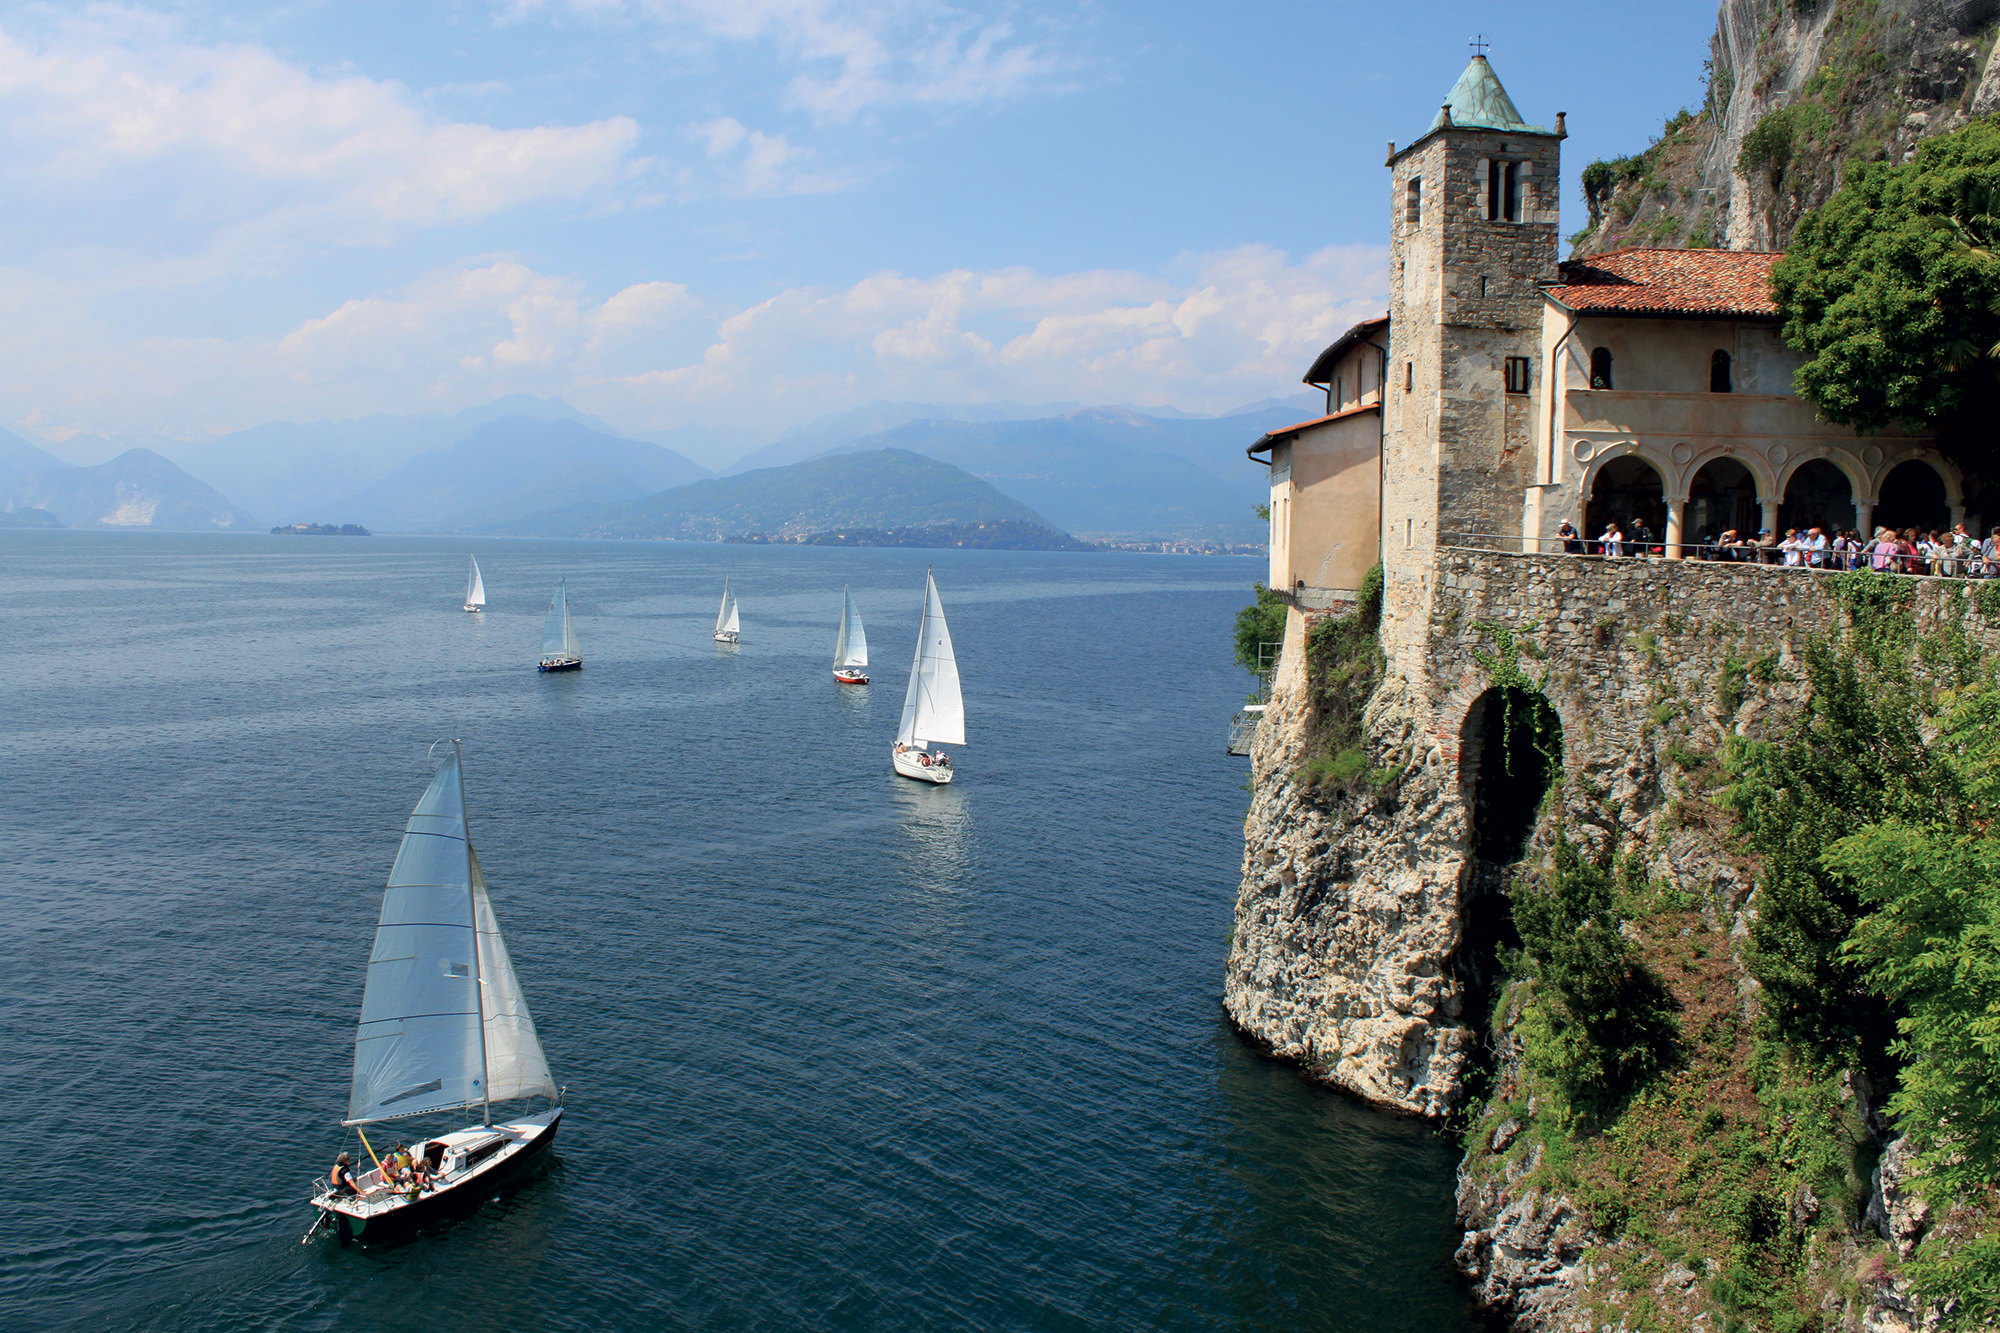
xmin=0 ymin=0 xmax=1720 ymax=464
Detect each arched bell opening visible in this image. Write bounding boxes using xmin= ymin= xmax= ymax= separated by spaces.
xmin=1457 ymin=685 xmax=1563 ymax=1041
xmin=1687 ymin=456 xmax=1760 ymax=545
xmin=1875 ymin=459 xmax=1952 ymax=535
xmin=1583 ymin=454 xmax=1666 ymax=552
xmin=1779 ymin=459 xmax=1856 ymax=539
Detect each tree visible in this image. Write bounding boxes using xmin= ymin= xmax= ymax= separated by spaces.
xmin=1233 ymin=584 xmax=1286 ymax=674
xmin=1771 ymin=119 xmax=2000 ymax=438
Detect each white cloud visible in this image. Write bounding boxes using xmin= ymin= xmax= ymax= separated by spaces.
xmin=0 ymin=245 xmax=1384 ymax=444
xmin=0 ymin=16 xmax=640 ymax=269
xmin=510 ymin=0 xmax=1082 ymax=120
xmin=681 ymin=116 xmax=856 ymax=196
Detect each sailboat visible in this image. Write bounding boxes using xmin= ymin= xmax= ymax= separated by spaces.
xmin=462 ymin=556 xmax=486 ymax=613
xmin=306 ymin=743 xmax=563 ymax=1245
xmin=538 ymin=579 xmax=582 ymax=672
xmin=892 ymin=570 xmax=964 ymax=784
xmin=713 ymin=576 xmax=740 ymax=644
xmin=833 ymin=586 xmax=869 ymax=684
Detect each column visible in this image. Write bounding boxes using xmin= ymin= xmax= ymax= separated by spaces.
xmin=1759 ymin=497 xmax=1780 ymax=554
xmin=1664 ymin=495 xmax=1687 ymax=561
xmin=1856 ymin=497 xmax=1875 ymax=539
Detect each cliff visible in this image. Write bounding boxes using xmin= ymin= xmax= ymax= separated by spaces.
xmin=1573 ymin=0 xmax=2000 ymax=256
xmin=1226 ymin=560 xmax=1994 ymax=1328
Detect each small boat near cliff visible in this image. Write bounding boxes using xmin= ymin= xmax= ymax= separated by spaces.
xmin=538 ymin=579 xmax=582 ymax=671
xmin=462 ymin=556 xmax=486 ymax=613
xmin=891 ymin=571 xmax=963 ymax=784
xmin=305 ymin=742 xmax=563 ymax=1245
xmin=833 ymin=587 xmax=869 ymax=684
xmin=713 ymin=577 xmax=740 ymax=644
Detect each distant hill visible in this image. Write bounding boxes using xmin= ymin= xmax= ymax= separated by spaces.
xmin=0 ymin=426 xmax=70 ymax=482
xmin=814 ymin=411 xmax=1299 ymax=540
xmin=499 ymin=449 xmax=1061 ymax=541
xmin=175 ymin=394 xmax=691 ymax=523
xmin=0 ymin=506 xmax=61 ymax=528
xmin=1 ymin=449 xmax=259 ymax=529
xmin=324 ymin=416 xmax=711 ymax=533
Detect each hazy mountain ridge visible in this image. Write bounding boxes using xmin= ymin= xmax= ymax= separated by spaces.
xmin=497 ymin=448 xmax=1059 ymax=541
xmin=1 ymin=448 xmax=259 ymax=530
xmin=325 ymin=416 xmax=710 ymax=533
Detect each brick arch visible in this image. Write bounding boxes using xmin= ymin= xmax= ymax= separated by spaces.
xmin=1677 ymin=444 xmax=1778 ymax=502
xmin=1438 ymin=671 xmax=1581 ymax=799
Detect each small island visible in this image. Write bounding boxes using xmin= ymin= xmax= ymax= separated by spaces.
xmin=273 ymin=522 xmax=371 ymax=536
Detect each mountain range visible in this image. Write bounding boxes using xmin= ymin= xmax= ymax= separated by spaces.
xmin=321 ymin=416 xmax=709 ymax=533
xmin=0 ymin=427 xmax=259 ymax=530
xmin=498 ymin=449 xmax=1055 ymax=541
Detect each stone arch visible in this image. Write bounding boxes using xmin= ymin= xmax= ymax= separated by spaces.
xmin=1581 ymin=446 xmax=1669 ymax=549
xmin=1775 ymin=448 xmax=1869 ymax=507
xmin=1679 ymin=443 xmax=1778 ymax=502
xmin=1778 ymin=457 xmax=1859 ymax=536
xmin=1870 ymin=447 xmax=1964 ymax=520
xmin=1455 ymin=682 xmax=1564 ymax=1038
xmin=1875 ymin=456 xmax=1956 ymax=534
xmin=1685 ymin=453 xmax=1763 ymax=544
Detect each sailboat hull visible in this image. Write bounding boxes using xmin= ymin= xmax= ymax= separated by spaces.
xmin=834 ymin=670 xmax=869 ymax=684
xmin=463 ymin=605 xmax=483 ymax=613
xmin=317 ymin=1108 xmax=562 ymax=1246
xmin=713 ymin=632 xmax=738 ymax=643
xmin=538 ymin=658 xmax=582 ymax=672
xmin=893 ymin=747 xmax=954 ymax=784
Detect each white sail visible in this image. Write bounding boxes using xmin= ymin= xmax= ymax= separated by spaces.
xmin=722 ymin=599 xmax=740 ymax=635
xmin=346 ymin=751 xmax=486 ymax=1126
xmin=834 ymin=588 xmax=868 ymax=668
xmin=542 ymin=580 xmax=579 ymax=659
xmin=896 ymin=572 xmax=965 ymax=747
xmin=714 ymin=577 xmax=731 ymax=634
xmin=470 ymin=848 xmax=557 ymax=1106
xmin=465 ymin=557 xmax=486 ymax=608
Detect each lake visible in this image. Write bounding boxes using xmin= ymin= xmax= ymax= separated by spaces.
xmin=0 ymin=531 xmax=1476 ymax=1331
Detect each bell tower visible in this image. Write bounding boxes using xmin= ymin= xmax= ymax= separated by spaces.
xmin=1380 ymin=50 xmax=1563 ymax=667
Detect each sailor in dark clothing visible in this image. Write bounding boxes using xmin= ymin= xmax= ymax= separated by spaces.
xmin=330 ymin=1151 xmax=360 ymax=1197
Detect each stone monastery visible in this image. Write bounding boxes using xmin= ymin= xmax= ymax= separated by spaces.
xmin=1251 ymin=52 xmax=1963 ymax=617
xmin=1224 ymin=53 xmax=1982 ymax=1121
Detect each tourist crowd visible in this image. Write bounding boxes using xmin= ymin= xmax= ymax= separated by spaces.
xmin=1552 ymin=519 xmax=1997 ymax=575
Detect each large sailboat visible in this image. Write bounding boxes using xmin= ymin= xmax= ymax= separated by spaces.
xmin=538 ymin=579 xmax=582 ymax=672
xmin=892 ymin=571 xmax=964 ymax=783
xmin=833 ymin=587 xmax=869 ymax=684
xmin=306 ymin=743 xmax=563 ymax=1245
xmin=713 ymin=577 xmax=740 ymax=644
xmin=462 ymin=556 xmax=486 ymax=613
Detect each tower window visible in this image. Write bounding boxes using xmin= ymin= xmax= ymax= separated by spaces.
xmin=1405 ymin=362 xmax=1414 ymax=392
xmin=1504 ymin=357 xmax=1531 ymax=394
xmin=1406 ymin=178 xmax=1422 ymax=224
xmin=1589 ymin=347 xmax=1613 ymax=390
xmin=1486 ymin=161 xmax=1523 ymax=223
xmin=1711 ymin=349 xmax=1732 ymax=393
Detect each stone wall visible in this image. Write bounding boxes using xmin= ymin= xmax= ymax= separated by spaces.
xmin=1226 ymin=552 xmax=1997 ymax=1121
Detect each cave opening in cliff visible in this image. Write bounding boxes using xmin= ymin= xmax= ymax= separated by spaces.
xmin=1458 ymin=685 xmax=1562 ymax=1036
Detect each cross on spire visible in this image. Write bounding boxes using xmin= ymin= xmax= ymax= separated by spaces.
xmin=1470 ymin=33 xmax=1490 ymax=57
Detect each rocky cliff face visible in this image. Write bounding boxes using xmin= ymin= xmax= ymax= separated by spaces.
xmin=1575 ymin=0 xmax=2000 ymax=257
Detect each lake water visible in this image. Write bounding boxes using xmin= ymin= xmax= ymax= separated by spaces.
xmin=0 ymin=532 xmax=1475 ymax=1331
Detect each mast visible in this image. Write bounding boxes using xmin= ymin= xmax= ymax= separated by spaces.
xmin=455 ymin=738 xmax=493 ymax=1128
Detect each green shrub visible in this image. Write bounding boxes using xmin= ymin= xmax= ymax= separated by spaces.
xmin=1233 ymin=583 xmax=1286 ymax=673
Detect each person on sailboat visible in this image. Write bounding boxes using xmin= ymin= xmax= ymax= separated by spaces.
xmin=330 ymin=1153 xmax=359 ymax=1197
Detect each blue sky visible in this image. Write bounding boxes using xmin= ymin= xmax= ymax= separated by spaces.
xmin=0 ymin=0 xmax=1717 ymax=462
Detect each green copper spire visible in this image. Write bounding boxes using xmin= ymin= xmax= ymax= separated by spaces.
xmin=1426 ymin=55 xmax=1548 ymax=135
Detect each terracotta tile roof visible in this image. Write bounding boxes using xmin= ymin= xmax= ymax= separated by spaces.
xmin=1543 ymin=248 xmax=1782 ymax=317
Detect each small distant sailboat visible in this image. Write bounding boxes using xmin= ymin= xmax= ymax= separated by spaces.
xmin=713 ymin=577 xmax=740 ymax=644
xmin=306 ymin=742 xmax=563 ymax=1245
xmin=538 ymin=579 xmax=582 ymax=672
xmin=892 ymin=570 xmax=964 ymax=784
xmin=462 ymin=556 xmax=486 ymax=613
xmin=833 ymin=587 xmax=869 ymax=684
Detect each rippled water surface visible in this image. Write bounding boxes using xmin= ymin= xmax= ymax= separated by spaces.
xmin=0 ymin=532 xmax=1475 ymax=1331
